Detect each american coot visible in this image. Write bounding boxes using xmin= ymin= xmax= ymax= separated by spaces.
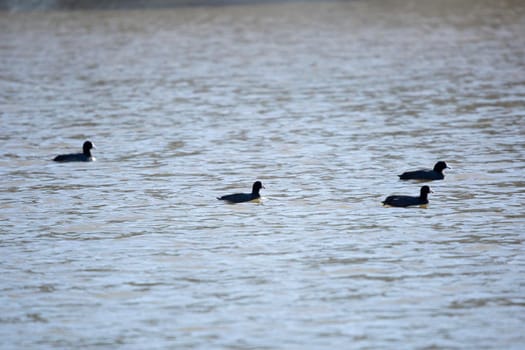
xmin=382 ymin=185 xmax=432 ymax=207
xmin=398 ymin=161 xmax=449 ymax=180
xmin=53 ymin=141 xmax=95 ymax=162
xmin=217 ymin=181 xmax=264 ymax=203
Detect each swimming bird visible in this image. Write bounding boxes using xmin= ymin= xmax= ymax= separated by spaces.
xmin=217 ymin=181 xmax=264 ymax=203
xmin=53 ymin=141 xmax=95 ymax=162
xmin=398 ymin=161 xmax=449 ymax=180
xmin=382 ymin=185 xmax=432 ymax=207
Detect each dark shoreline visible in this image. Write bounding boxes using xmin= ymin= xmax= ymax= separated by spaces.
xmin=0 ymin=0 xmax=331 ymax=11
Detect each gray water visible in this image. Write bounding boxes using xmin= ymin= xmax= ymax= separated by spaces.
xmin=1 ymin=0 xmax=525 ymax=349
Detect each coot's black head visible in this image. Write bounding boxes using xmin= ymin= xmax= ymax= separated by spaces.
xmin=83 ymin=141 xmax=95 ymax=155
xmin=420 ymin=185 xmax=432 ymax=196
xmin=252 ymin=181 xmax=264 ymax=194
xmin=433 ymin=161 xmax=449 ymax=172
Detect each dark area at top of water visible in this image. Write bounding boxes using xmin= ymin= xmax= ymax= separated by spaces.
xmin=0 ymin=0 xmax=325 ymax=11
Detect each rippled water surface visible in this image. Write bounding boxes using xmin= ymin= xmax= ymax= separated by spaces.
xmin=1 ymin=0 xmax=525 ymax=348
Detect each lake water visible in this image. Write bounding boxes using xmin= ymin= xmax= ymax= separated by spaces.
xmin=1 ymin=0 xmax=524 ymax=348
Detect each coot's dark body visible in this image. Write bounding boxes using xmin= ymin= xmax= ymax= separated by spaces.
xmin=399 ymin=161 xmax=449 ymax=180
xmin=218 ymin=181 xmax=264 ymax=203
xmin=53 ymin=141 xmax=95 ymax=162
xmin=382 ymin=186 xmax=432 ymax=207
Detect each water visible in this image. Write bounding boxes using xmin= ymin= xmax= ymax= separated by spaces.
xmin=1 ymin=0 xmax=525 ymax=348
